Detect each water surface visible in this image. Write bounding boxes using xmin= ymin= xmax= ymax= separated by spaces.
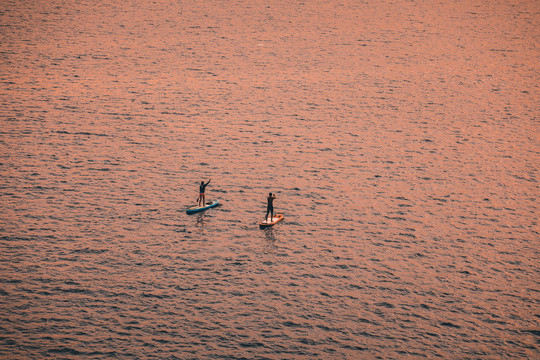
xmin=1 ymin=0 xmax=538 ymax=358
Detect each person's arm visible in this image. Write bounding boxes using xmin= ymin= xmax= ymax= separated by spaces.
xmin=206 ymin=179 xmax=212 ymax=185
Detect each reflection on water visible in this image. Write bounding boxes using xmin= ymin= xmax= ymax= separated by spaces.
xmin=0 ymin=0 xmax=538 ymax=359
xmin=195 ymin=211 xmax=206 ymax=231
xmin=263 ymin=227 xmax=277 ymax=242
xmin=261 ymin=227 xmax=279 ymax=254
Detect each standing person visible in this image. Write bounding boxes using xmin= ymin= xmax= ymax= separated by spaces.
xmin=265 ymin=192 xmax=276 ymax=221
xmin=198 ymin=179 xmax=211 ymax=206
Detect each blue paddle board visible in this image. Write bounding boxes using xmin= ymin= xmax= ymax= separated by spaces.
xmin=186 ymin=200 xmax=219 ymax=214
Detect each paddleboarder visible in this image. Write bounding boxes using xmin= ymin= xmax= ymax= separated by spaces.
xmin=198 ymin=179 xmax=211 ymax=206
xmin=265 ymin=192 xmax=276 ymax=221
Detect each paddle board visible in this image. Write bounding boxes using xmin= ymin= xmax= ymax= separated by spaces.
xmin=259 ymin=213 xmax=284 ymax=229
xmin=186 ymin=200 xmax=219 ymax=214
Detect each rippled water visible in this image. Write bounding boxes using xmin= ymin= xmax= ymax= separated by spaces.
xmin=1 ymin=0 xmax=538 ymax=358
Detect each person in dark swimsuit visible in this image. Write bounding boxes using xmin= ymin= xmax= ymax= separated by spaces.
xmin=265 ymin=192 xmax=276 ymax=221
xmin=198 ymin=179 xmax=211 ymax=206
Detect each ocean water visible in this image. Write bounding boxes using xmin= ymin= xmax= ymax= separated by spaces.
xmin=0 ymin=0 xmax=538 ymax=358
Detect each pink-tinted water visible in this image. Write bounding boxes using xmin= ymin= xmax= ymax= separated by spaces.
xmin=1 ymin=0 xmax=538 ymax=358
